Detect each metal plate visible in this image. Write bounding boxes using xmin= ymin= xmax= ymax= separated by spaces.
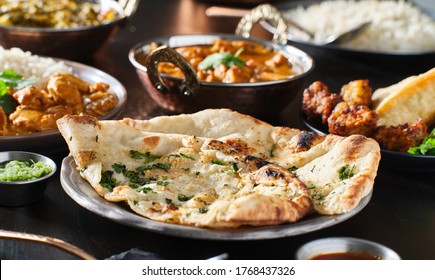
xmin=60 ymin=155 xmax=372 ymax=240
xmin=0 ymin=59 xmax=127 ymax=152
xmin=261 ymin=0 xmax=435 ymax=57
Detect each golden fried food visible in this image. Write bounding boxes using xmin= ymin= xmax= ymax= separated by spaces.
xmin=302 ymin=81 xmax=343 ymax=123
xmin=373 ymin=119 xmax=428 ymax=152
xmin=327 ymin=101 xmax=378 ymax=137
xmin=340 ymin=79 xmax=372 ymax=107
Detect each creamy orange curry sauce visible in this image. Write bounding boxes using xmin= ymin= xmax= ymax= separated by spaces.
xmin=152 ymin=40 xmax=297 ymax=83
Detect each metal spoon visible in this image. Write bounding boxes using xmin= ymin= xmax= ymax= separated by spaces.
xmin=205 ymin=6 xmax=371 ymax=45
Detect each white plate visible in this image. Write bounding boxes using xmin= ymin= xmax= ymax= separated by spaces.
xmin=60 ymin=155 xmax=373 ymax=240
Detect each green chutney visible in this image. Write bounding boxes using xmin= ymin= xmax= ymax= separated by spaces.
xmin=0 ymin=160 xmax=52 ymax=182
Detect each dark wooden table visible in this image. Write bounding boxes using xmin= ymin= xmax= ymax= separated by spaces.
xmin=1 ymin=0 xmax=434 ymax=260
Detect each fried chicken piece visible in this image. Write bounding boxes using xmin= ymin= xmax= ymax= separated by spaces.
xmin=302 ymin=81 xmax=342 ymax=123
xmin=327 ymin=101 xmax=378 ymax=137
xmin=340 ymin=79 xmax=372 ymax=107
xmin=373 ymin=119 xmax=428 ymax=152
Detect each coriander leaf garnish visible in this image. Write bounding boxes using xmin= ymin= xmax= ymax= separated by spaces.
xmin=0 ymin=69 xmax=35 ymax=114
xmin=99 ymin=170 xmax=119 ymax=191
xmin=198 ymin=48 xmax=245 ymax=70
xmin=130 ymin=150 xmax=161 ymax=162
xmin=230 ymin=162 xmax=239 ymax=174
xmin=112 ymin=163 xmax=126 ymax=174
xmin=178 ymin=194 xmax=193 ymax=201
xmin=211 ymin=159 xmax=225 ymax=165
xmin=338 ymin=164 xmax=355 ymax=180
xmin=408 ymin=128 xmax=435 ymax=156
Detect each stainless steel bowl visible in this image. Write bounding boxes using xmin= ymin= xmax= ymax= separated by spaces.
xmin=129 ymin=4 xmax=314 ymax=117
xmin=0 ymin=0 xmax=138 ymax=59
xmin=0 ymin=151 xmax=57 ymax=207
xmin=295 ymin=237 xmax=401 ymax=260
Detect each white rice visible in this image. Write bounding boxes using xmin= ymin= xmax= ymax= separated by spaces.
xmin=0 ymin=47 xmax=73 ymax=89
xmin=283 ymin=0 xmax=435 ymax=52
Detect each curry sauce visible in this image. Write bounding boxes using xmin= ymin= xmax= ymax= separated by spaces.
xmin=151 ymin=40 xmax=297 ymax=83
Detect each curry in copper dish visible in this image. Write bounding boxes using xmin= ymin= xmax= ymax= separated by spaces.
xmin=149 ymin=39 xmax=298 ymax=83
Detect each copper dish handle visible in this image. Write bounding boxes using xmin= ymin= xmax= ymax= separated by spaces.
xmin=235 ymin=3 xmax=289 ymax=45
xmin=146 ymin=45 xmax=200 ymax=96
xmin=0 ymin=229 xmax=96 ymax=260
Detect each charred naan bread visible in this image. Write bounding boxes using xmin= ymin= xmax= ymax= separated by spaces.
xmin=57 ymin=109 xmax=380 ymax=228
xmin=372 ymin=67 xmax=435 ymax=127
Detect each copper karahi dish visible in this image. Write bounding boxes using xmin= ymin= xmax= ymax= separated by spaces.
xmin=129 ymin=4 xmax=314 ymax=117
xmin=0 ymin=0 xmax=138 ymax=59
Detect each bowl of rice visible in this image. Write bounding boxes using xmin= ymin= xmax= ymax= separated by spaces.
xmin=0 ymin=0 xmax=137 ymax=59
xmin=261 ymin=0 xmax=435 ymax=55
xmin=0 ymin=47 xmax=127 ymax=152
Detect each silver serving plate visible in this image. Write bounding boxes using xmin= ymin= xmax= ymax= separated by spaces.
xmin=0 ymin=59 xmax=127 ymax=152
xmin=60 ymin=155 xmax=372 ymax=240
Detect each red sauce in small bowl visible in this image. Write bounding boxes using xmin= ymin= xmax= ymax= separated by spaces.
xmin=311 ymin=252 xmax=381 ymax=260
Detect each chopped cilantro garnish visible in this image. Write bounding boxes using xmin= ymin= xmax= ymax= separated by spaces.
xmin=130 ymin=150 xmax=161 ymax=162
xmin=198 ymin=48 xmax=245 ymax=70
xmin=338 ymin=164 xmax=355 ymax=180
xmin=99 ymin=170 xmax=119 ymax=191
xmin=211 ymin=159 xmax=225 ymax=165
xmin=112 ymin=163 xmax=126 ymax=174
xmin=178 ymin=194 xmax=193 ymax=201
xmin=408 ymin=128 xmax=435 ymax=155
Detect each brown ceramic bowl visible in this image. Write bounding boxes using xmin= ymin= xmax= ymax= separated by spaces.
xmin=0 ymin=0 xmax=138 ymax=59
xmin=129 ymin=34 xmax=314 ymax=117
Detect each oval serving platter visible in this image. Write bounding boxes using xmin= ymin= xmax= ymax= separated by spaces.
xmin=0 ymin=59 xmax=127 ymax=153
xmin=60 ymin=155 xmax=372 ymax=241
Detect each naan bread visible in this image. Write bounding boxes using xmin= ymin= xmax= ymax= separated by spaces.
xmin=57 ymin=109 xmax=380 ymax=228
xmin=372 ymin=67 xmax=435 ymax=126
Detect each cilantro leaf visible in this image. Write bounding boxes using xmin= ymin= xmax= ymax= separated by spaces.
xmin=408 ymin=128 xmax=435 ymax=156
xmin=198 ymin=48 xmax=245 ymax=70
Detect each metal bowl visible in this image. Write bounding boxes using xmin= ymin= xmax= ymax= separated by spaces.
xmin=0 ymin=151 xmax=57 ymax=207
xmin=295 ymin=237 xmax=401 ymax=260
xmin=0 ymin=0 xmax=138 ymax=59
xmin=128 ymin=4 xmax=314 ymax=117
